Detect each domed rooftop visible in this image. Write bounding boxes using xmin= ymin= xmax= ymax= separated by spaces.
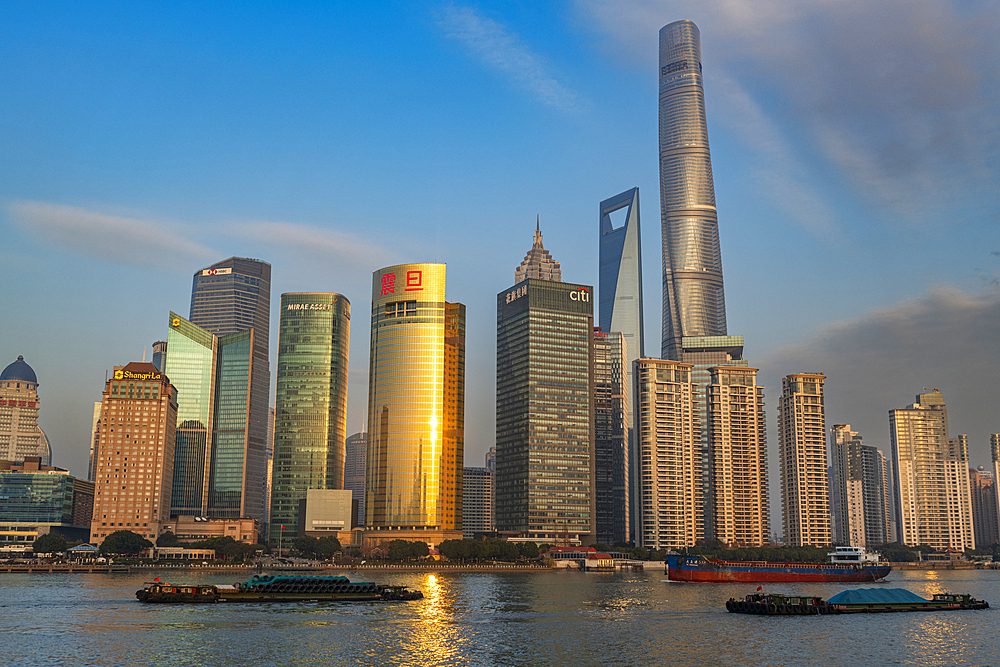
xmin=1 ymin=356 xmax=38 ymax=383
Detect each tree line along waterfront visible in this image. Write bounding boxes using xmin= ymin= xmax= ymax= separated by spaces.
xmin=21 ymin=530 xmax=1000 ymax=568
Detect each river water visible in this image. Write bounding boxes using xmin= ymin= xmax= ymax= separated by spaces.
xmin=2 ymin=567 xmax=997 ymax=666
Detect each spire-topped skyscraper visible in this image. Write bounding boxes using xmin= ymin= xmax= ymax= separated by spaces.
xmin=515 ymin=216 xmax=561 ymax=283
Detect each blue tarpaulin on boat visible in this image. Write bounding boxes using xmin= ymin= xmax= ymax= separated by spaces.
xmin=827 ymin=588 xmax=928 ymax=604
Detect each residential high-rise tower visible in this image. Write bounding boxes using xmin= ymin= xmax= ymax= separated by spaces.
xmin=829 ymin=425 xmax=891 ymax=547
xmin=778 ymin=373 xmax=830 ymax=547
xmin=890 ymin=389 xmax=974 ymax=550
xmin=633 ymin=358 xmax=699 ymax=550
xmin=707 ymin=365 xmax=769 ymax=546
xmin=269 ymin=293 xmax=351 ymax=546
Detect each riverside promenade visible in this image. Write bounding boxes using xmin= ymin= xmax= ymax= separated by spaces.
xmin=1 ymin=562 xmax=554 ymax=574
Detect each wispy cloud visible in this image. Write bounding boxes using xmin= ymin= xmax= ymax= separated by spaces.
xmin=7 ymin=200 xmax=214 ymax=270
xmin=713 ymin=73 xmax=837 ymax=238
xmin=575 ymin=0 xmax=1000 ymax=228
xmin=439 ymin=5 xmax=585 ymax=113
xmin=232 ymin=220 xmax=398 ymax=273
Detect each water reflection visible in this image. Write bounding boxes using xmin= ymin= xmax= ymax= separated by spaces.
xmin=3 ymin=569 xmax=999 ymax=667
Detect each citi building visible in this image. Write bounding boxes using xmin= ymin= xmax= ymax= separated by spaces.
xmin=496 ymin=278 xmax=595 ymax=544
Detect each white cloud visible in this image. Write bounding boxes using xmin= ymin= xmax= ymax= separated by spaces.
xmin=232 ymin=220 xmax=398 ymax=273
xmin=439 ymin=5 xmax=585 ymax=113
xmin=8 ymin=200 xmax=214 ymax=270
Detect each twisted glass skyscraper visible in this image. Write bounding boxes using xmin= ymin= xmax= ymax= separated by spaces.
xmin=659 ymin=21 xmax=747 ymax=542
xmin=659 ymin=20 xmax=728 ymax=360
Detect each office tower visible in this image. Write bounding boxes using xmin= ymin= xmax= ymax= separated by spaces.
xmin=165 ymin=312 xmax=262 ymax=520
xmin=600 ymin=187 xmax=645 ymax=364
xmin=594 ymin=329 xmax=629 ymax=545
xmin=707 ymin=365 xmax=769 ymax=547
xmin=496 ymin=276 xmax=594 ymax=544
xmin=188 ymin=257 xmax=270 ymax=520
xmin=632 ymin=358 xmax=699 ymax=550
xmin=829 ymin=425 xmax=891 ymax=547
xmin=778 ymin=373 xmax=830 ymax=547
xmin=344 ymin=432 xmax=367 ymax=527
xmin=89 ymin=362 xmax=177 ymax=545
xmin=0 ymin=356 xmax=51 ymax=465
xmin=270 ymin=293 xmax=351 ymax=545
xmin=485 ymin=446 xmax=496 ymax=473
xmin=151 ymin=341 xmax=167 ymax=371
xmin=658 ymin=20 xmax=730 ymax=359
xmin=969 ymin=467 xmax=998 ymax=548
xmin=88 ymin=402 xmax=102 ymax=482
xmin=890 ymin=389 xmax=974 ymax=550
xmin=462 ymin=466 xmax=494 ymax=539
xmin=365 ymin=264 xmax=465 ymax=545
xmin=514 ymin=218 xmax=561 ymax=283
xmin=599 ymin=188 xmax=643 ymax=541
xmin=0 ymin=457 xmax=95 ymax=546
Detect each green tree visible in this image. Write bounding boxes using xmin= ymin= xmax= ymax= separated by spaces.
xmin=519 ymin=542 xmax=539 ymax=559
xmin=32 ymin=533 xmax=68 ymax=555
xmin=156 ymin=531 xmax=180 ymax=547
xmin=386 ymin=539 xmax=428 ymax=561
xmin=100 ymin=530 xmax=152 ymax=555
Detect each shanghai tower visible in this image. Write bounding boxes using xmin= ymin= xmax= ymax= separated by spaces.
xmin=659 ymin=20 xmax=728 ymax=360
xmin=659 ymin=21 xmax=747 ymax=543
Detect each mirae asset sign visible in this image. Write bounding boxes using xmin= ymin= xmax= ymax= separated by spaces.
xmin=286 ymin=302 xmax=336 ymax=311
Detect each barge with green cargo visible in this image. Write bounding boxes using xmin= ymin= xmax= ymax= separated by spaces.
xmin=136 ymin=574 xmax=423 ymax=603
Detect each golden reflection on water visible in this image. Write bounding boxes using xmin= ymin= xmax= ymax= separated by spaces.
xmin=393 ymin=573 xmax=468 ymax=666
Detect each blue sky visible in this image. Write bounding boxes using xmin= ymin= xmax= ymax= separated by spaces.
xmin=2 ymin=1 xmax=999 ymax=491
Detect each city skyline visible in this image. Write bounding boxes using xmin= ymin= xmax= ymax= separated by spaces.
xmin=1 ymin=3 xmax=998 ymax=502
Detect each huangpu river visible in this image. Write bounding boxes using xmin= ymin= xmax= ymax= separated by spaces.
xmin=3 ymin=567 xmax=999 ymax=666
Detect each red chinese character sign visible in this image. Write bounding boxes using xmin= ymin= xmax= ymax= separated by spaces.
xmin=405 ymin=271 xmax=423 ymax=291
xmin=373 ymin=264 xmax=446 ymax=304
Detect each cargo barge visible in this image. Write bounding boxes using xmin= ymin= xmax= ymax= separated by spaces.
xmin=136 ymin=574 xmax=423 ymax=603
xmin=726 ymin=588 xmax=989 ymax=615
xmin=667 ymin=546 xmax=891 ymax=583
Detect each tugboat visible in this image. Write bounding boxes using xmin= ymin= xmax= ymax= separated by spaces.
xmin=667 ymin=546 xmax=891 ymax=583
xmin=136 ymin=574 xmax=423 ymax=603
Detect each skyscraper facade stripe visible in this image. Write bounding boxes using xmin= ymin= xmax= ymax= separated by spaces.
xmin=659 ymin=20 xmax=727 ymax=360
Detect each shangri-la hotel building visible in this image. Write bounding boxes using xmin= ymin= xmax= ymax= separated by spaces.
xmin=90 ymin=362 xmax=177 ymax=546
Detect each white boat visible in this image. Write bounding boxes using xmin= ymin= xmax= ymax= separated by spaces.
xmin=827 ymin=545 xmax=882 ymax=565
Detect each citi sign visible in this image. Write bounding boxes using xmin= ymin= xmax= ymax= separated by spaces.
xmin=569 ymin=287 xmax=590 ymax=302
